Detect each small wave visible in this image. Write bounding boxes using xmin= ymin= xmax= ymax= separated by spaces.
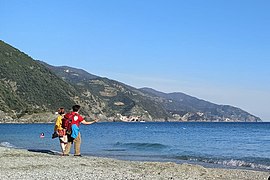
xmin=114 ymin=142 xmax=168 ymax=150
xmin=104 ymin=148 xmax=126 ymax=152
xmin=0 ymin=142 xmax=15 ymax=148
xmin=175 ymin=155 xmax=270 ymax=170
xmin=215 ymin=159 xmax=270 ymax=170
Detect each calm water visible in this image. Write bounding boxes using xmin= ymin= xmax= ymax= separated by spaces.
xmin=0 ymin=122 xmax=269 ymax=171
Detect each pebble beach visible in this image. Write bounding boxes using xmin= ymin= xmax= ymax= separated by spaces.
xmin=0 ymin=147 xmax=269 ymax=180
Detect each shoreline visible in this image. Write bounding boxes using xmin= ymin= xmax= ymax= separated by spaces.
xmin=0 ymin=147 xmax=269 ymax=180
xmin=85 ymin=153 xmax=270 ymax=173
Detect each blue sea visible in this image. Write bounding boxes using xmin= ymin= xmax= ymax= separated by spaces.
xmin=0 ymin=122 xmax=269 ymax=171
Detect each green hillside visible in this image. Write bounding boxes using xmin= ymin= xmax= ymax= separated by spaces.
xmin=0 ymin=40 xmax=76 ymax=117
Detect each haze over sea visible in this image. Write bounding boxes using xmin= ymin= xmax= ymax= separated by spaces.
xmin=0 ymin=122 xmax=269 ymax=171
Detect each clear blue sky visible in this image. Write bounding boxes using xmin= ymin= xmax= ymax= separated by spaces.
xmin=1 ymin=0 xmax=270 ymax=120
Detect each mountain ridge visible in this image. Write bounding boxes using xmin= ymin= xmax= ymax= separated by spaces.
xmin=0 ymin=40 xmax=262 ymax=122
xmin=140 ymin=87 xmax=260 ymax=122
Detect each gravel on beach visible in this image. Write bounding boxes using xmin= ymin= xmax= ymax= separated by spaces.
xmin=0 ymin=147 xmax=269 ymax=180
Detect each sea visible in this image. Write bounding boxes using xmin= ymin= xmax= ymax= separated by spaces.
xmin=0 ymin=122 xmax=269 ymax=171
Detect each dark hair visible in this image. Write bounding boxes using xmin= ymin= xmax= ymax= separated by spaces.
xmin=72 ymin=105 xmax=81 ymax=112
xmin=58 ymin=108 xmax=65 ymax=115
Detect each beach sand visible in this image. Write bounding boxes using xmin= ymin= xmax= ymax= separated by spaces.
xmin=0 ymin=147 xmax=269 ymax=180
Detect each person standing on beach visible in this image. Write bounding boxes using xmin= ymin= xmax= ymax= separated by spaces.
xmin=54 ymin=108 xmax=67 ymax=154
xmin=63 ymin=105 xmax=98 ymax=156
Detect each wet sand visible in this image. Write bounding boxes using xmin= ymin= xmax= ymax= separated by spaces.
xmin=0 ymin=147 xmax=269 ymax=180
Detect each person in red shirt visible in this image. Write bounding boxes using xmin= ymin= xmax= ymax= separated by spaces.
xmin=63 ymin=105 xmax=98 ymax=156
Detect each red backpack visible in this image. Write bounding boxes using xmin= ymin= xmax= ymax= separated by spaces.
xmin=62 ymin=113 xmax=74 ymax=135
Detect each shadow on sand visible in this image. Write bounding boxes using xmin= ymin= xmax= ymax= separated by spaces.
xmin=28 ymin=149 xmax=60 ymax=155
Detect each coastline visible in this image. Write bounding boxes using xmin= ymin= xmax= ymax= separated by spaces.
xmin=0 ymin=147 xmax=269 ymax=180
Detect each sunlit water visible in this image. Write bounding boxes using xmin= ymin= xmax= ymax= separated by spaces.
xmin=0 ymin=122 xmax=269 ymax=171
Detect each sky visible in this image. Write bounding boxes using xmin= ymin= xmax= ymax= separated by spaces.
xmin=1 ymin=0 xmax=270 ymax=121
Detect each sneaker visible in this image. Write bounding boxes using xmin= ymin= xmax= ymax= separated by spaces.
xmin=74 ymin=154 xmax=82 ymax=157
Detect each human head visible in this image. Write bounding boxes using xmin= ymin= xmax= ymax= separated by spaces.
xmin=57 ymin=108 xmax=65 ymax=115
xmin=72 ymin=105 xmax=81 ymax=112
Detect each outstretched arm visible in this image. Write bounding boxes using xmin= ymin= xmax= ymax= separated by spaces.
xmin=81 ymin=119 xmax=99 ymax=125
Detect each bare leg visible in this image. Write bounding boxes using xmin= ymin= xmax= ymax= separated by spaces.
xmin=59 ymin=135 xmax=68 ymax=154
